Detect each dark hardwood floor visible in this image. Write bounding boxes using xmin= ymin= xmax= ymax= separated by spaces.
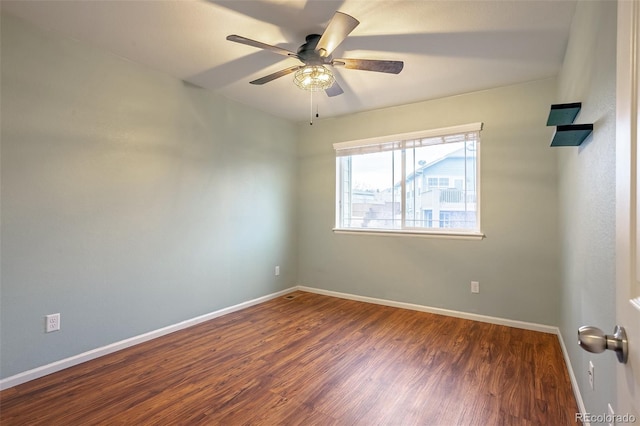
xmin=1 ymin=291 xmax=580 ymax=425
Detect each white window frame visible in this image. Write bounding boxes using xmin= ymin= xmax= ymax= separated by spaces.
xmin=333 ymin=123 xmax=484 ymax=240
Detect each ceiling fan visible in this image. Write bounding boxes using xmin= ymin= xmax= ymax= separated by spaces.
xmin=226 ymin=11 xmax=404 ymax=97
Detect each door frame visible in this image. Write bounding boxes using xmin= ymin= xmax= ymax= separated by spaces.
xmin=616 ymin=0 xmax=640 ymax=418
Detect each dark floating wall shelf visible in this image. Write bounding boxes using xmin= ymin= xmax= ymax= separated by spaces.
xmin=546 ymin=102 xmax=593 ymax=147
xmin=550 ymin=124 xmax=594 ymax=147
xmin=546 ymin=102 xmax=582 ymax=126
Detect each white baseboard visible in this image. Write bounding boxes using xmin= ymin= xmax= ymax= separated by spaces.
xmin=0 ymin=283 xmax=586 ymax=418
xmin=0 ymin=287 xmax=297 ymax=391
xmin=556 ymin=329 xmax=589 ymax=425
xmin=297 ymin=285 xmax=558 ymax=333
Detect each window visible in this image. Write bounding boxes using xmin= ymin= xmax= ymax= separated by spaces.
xmin=427 ymin=177 xmax=450 ymax=188
xmin=334 ymin=123 xmax=482 ymax=237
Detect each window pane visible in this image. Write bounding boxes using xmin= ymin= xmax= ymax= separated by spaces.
xmin=339 ymin=151 xmax=400 ymax=229
xmin=409 ymin=140 xmax=477 ymax=230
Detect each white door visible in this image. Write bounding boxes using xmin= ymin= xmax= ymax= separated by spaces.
xmin=616 ymin=0 xmax=640 ymax=417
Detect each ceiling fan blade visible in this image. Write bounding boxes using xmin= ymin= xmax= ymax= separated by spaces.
xmin=316 ymin=12 xmax=360 ymax=58
xmin=226 ymin=35 xmax=298 ymax=58
xmin=333 ymin=58 xmax=404 ymax=74
xmin=325 ymin=81 xmax=344 ymax=97
xmin=250 ymin=66 xmax=301 ymax=85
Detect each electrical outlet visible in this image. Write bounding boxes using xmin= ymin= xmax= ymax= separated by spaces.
xmin=588 ymin=361 xmax=594 ymax=390
xmin=45 ymin=313 xmax=60 ymax=333
xmin=471 ymin=281 xmax=480 ymax=293
xmin=275 ymin=266 xmax=280 ymax=276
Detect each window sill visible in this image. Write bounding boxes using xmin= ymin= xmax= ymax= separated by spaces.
xmin=332 ymin=228 xmax=485 ymax=240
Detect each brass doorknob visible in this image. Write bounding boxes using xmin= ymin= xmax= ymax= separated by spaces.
xmin=578 ymin=325 xmax=628 ymax=364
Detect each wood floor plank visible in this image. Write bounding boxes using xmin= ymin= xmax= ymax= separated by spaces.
xmin=0 ymin=291 xmax=581 ymax=425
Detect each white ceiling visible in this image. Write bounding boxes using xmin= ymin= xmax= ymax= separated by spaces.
xmin=1 ymin=0 xmax=577 ymax=123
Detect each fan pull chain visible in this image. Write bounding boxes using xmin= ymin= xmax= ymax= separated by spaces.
xmin=308 ymin=92 xmax=321 ymax=126
xmin=309 ymin=90 xmax=313 ymax=125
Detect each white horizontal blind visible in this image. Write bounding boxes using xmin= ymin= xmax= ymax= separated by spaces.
xmin=405 ymin=131 xmax=479 ymax=149
xmin=333 ymin=122 xmax=482 ymax=157
xmin=334 ymin=140 xmax=402 ymax=157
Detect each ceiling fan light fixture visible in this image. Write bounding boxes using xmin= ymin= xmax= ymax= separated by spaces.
xmin=294 ymin=65 xmax=334 ymax=91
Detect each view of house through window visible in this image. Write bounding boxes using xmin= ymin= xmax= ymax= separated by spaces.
xmin=334 ymin=123 xmax=482 ymax=235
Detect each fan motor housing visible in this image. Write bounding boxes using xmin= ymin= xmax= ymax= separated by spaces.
xmin=297 ymin=34 xmax=329 ymax=64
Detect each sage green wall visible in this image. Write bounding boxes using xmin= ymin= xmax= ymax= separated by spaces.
xmin=0 ymin=13 xmax=298 ymax=379
xmin=297 ymin=78 xmax=560 ymax=325
xmin=556 ymin=0 xmax=617 ymax=415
